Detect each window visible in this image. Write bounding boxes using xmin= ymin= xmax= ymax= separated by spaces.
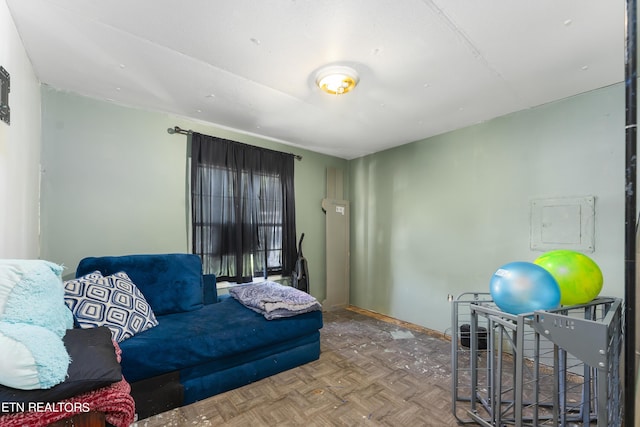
xmin=190 ymin=132 xmax=297 ymax=283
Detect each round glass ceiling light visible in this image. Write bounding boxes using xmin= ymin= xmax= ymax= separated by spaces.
xmin=315 ymin=65 xmax=359 ymax=95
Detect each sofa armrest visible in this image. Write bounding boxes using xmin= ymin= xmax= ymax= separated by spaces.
xmin=203 ymin=274 xmax=218 ymax=304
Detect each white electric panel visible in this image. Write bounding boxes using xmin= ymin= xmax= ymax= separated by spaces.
xmin=530 ymin=196 xmax=595 ymax=252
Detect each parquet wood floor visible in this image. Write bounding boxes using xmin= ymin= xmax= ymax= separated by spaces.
xmin=132 ymin=307 xmax=459 ymax=426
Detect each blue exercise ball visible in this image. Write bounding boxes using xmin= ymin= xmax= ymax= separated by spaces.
xmin=489 ymin=261 xmax=561 ymax=315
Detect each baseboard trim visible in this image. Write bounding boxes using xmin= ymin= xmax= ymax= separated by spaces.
xmin=345 ymin=305 xmax=451 ymax=342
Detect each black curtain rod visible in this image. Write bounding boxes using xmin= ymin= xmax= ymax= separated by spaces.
xmin=167 ymin=126 xmax=303 ymax=161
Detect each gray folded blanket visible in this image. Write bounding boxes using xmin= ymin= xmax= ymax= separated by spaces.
xmin=229 ymin=281 xmax=322 ymax=320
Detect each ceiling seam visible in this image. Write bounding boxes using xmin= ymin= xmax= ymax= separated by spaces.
xmin=421 ymin=0 xmax=524 ymax=105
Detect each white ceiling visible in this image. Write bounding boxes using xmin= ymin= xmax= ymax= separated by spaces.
xmin=6 ymin=0 xmax=625 ymax=159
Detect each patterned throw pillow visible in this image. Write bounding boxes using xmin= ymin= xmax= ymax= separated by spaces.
xmin=64 ymin=271 xmax=159 ymax=342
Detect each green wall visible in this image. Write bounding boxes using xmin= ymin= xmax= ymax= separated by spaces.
xmin=40 ymin=83 xmax=626 ymax=334
xmin=40 ymin=87 xmax=348 ymax=301
xmin=349 ymin=84 xmax=624 ymax=332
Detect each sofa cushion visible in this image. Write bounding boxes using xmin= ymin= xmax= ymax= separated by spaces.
xmin=118 ymin=296 xmax=323 ymax=382
xmin=0 ymin=326 xmax=121 ymax=410
xmin=64 ymin=271 xmax=159 ymax=342
xmin=203 ymin=274 xmax=218 ymax=305
xmin=181 ymin=333 xmax=320 ymax=405
xmin=76 ymin=254 xmax=204 ymax=316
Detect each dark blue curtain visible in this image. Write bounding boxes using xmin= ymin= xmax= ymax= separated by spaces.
xmin=190 ymin=132 xmax=297 ymax=283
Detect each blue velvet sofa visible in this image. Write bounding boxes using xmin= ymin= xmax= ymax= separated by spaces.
xmin=74 ymin=253 xmax=323 ymax=419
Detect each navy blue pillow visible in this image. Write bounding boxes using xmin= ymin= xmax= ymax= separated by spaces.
xmin=0 ymin=327 xmax=121 ymax=413
xmin=203 ymin=274 xmax=218 ymax=304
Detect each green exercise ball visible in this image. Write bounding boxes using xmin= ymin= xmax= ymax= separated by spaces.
xmin=534 ymin=250 xmax=603 ymax=306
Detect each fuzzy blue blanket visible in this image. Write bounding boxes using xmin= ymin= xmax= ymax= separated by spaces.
xmin=229 ymin=281 xmax=321 ymax=320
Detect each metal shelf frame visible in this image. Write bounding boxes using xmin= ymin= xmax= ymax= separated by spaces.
xmin=452 ymin=294 xmax=623 ymax=426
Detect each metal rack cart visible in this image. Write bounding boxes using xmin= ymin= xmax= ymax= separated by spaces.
xmin=451 ymin=294 xmax=623 ymax=426
xmin=451 ymin=292 xmax=493 ymax=423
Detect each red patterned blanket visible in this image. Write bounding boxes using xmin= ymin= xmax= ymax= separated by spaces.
xmin=0 ymin=341 xmax=135 ymax=427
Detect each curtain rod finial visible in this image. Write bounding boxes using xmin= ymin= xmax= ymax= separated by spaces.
xmin=168 ymin=126 xmax=192 ymax=135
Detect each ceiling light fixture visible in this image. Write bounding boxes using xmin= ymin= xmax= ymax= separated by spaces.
xmin=315 ymin=65 xmax=359 ymax=95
